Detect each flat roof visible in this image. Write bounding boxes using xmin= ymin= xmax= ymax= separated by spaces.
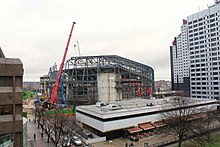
xmin=76 ymin=97 xmax=217 ymax=119
xmin=0 ymin=58 xmax=22 ymax=65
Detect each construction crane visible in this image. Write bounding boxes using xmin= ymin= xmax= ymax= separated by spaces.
xmin=77 ymin=41 xmax=81 ymax=56
xmin=58 ymin=76 xmax=66 ymax=107
xmin=44 ymin=22 xmax=76 ymax=109
xmin=134 ymin=82 xmax=152 ymax=97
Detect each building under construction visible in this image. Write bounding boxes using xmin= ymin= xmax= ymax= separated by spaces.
xmin=48 ymin=55 xmax=154 ymax=106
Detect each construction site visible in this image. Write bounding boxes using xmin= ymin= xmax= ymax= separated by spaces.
xmin=45 ymin=55 xmax=155 ymax=106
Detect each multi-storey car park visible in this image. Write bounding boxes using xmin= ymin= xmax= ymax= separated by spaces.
xmin=48 ymin=55 xmax=154 ymax=106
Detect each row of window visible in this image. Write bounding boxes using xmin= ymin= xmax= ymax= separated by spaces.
xmin=192 ymin=86 xmax=219 ymax=90
xmin=191 ymin=78 xmax=219 ymax=81
xmin=191 ymin=63 xmax=220 ymax=67
xmin=190 ymin=52 xmax=220 ymax=57
xmin=188 ymin=13 xmax=218 ymax=25
xmin=190 ymin=56 xmax=220 ymax=61
xmin=191 ymin=72 xmax=213 ymax=76
xmin=189 ymin=23 xmax=218 ymax=33
xmin=192 ymin=81 xmax=219 ymax=85
xmin=191 ymin=91 xmax=219 ymax=95
xmin=189 ymin=41 xmax=219 ymax=46
xmin=189 ymin=19 xmax=219 ymax=29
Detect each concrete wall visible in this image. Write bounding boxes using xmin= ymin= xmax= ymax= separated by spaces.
xmin=97 ymin=73 xmax=122 ymax=102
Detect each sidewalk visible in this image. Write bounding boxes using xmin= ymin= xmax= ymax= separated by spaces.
xmin=91 ymin=133 xmax=173 ymax=147
xmin=27 ymin=116 xmax=54 ymax=147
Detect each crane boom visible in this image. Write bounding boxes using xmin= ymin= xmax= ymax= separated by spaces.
xmin=49 ymin=22 xmax=76 ymax=104
xmin=77 ymin=41 xmax=81 ymax=56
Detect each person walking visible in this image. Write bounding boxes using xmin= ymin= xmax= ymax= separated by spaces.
xmin=34 ymin=133 xmax=36 ymax=140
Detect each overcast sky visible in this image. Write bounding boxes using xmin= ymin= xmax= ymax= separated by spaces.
xmin=0 ymin=0 xmax=214 ymax=81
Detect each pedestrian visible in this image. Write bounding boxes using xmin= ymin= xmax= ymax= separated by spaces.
xmin=125 ymin=142 xmax=128 ymax=147
xmin=129 ymin=142 xmax=134 ymax=147
xmin=34 ymin=133 xmax=36 ymax=140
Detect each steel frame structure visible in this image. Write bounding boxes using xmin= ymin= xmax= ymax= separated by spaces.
xmin=50 ymin=55 xmax=154 ymax=106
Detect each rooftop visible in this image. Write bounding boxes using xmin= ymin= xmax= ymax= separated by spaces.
xmin=76 ymin=97 xmax=217 ymax=119
xmin=0 ymin=58 xmax=22 ymax=65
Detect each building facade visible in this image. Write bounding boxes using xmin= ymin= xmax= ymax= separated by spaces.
xmin=188 ymin=2 xmax=220 ymax=98
xmin=170 ymin=1 xmax=220 ymax=98
xmin=0 ymin=48 xmax=24 ymax=146
xmin=170 ymin=20 xmax=190 ymax=96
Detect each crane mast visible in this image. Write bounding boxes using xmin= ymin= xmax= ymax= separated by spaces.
xmin=49 ymin=22 xmax=76 ymax=104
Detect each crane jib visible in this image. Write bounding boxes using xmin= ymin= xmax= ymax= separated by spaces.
xmin=50 ymin=22 xmax=76 ymax=104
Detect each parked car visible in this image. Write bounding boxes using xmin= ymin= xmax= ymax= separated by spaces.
xmin=72 ymin=136 xmax=82 ymax=146
xmin=62 ymin=137 xmax=72 ymax=147
xmin=85 ymin=133 xmax=93 ymax=139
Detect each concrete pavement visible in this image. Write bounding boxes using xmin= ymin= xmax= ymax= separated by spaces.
xmin=27 ymin=117 xmax=54 ymax=147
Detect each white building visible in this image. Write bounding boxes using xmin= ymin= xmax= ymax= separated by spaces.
xmin=171 ymin=1 xmax=220 ymax=98
xmin=170 ymin=20 xmax=190 ymax=96
xmin=188 ymin=1 xmax=220 ymax=98
xmin=76 ymin=98 xmax=217 ymax=139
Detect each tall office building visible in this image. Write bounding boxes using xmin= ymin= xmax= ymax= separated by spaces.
xmin=170 ymin=20 xmax=190 ymax=96
xmin=170 ymin=1 xmax=220 ymax=98
xmin=188 ymin=1 xmax=220 ymax=98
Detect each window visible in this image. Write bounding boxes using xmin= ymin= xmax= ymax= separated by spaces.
xmin=193 ymin=20 xmax=197 ymax=23
xmin=0 ymin=105 xmax=13 ymax=115
xmin=194 ymin=28 xmax=198 ymax=32
xmin=210 ymin=18 xmax=215 ymax=23
xmin=210 ymin=23 xmax=215 ymax=27
xmin=210 ymin=14 xmax=215 ymax=18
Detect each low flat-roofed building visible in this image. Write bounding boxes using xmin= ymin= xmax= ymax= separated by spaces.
xmin=76 ymin=97 xmax=217 ymax=139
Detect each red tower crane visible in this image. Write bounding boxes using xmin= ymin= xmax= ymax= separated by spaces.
xmin=49 ymin=22 xmax=76 ymax=105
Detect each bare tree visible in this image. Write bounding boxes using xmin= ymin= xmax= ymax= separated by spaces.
xmin=161 ymin=97 xmax=198 ymax=147
xmin=50 ymin=108 xmax=73 ymax=147
xmin=43 ymin=114 xmax=54 ymax=143
xmin=191 ymin=106 xmax=220 ymax=146
xmin=59 ymin=115 xmax=76 ymax=143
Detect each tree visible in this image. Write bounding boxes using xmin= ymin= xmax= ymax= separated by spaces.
xmin=161 ymin=97 xmax=198 ymax=147
xmin=43 ymin=113 xmax=54 ymax=143
xmin=50 ymin=108 xmax=74 ymax=147
xmin=191 ymin=106 xmax=220 ymax=146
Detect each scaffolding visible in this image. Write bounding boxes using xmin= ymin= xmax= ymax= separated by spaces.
xmin=49 ymin=55 xmax=154 ymax=106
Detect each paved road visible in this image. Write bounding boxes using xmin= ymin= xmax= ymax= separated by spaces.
xmin=27 ymin=118 xmax=54 ymax=147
